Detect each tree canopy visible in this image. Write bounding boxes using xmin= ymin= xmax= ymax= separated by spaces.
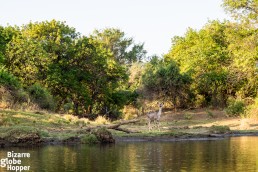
xmin=0 ymin=20 xmax=142 ymax=118
xmin=223 ymin=0 xmax=258 ymax=23
xmin=164 ymin=20 xmax=258 ymax=107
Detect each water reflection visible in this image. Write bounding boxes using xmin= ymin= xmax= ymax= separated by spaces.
xmin=0 ymin=137 xmax=257 ymax=172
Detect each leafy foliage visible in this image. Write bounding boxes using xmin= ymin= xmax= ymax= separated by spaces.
xmin=0 ymin=68 xmax=20 ymax=90
xmin=142 ymin=58 xmax=192 ymax=108
xmin=0 ymin=21 xmax=141 ymax=118
xmin=223 ymin=0 xmax=258 ymax=23
xmin=27 ymin=84 xmax=55 ymax=110
xmin=90 ymin=28 xmax=147 ymax=64
xmin=1 ymin=2 xmax=258 ymax=119
xmin=226 ymin=98 xmax=245 ymax=116
xmin=165 ymin=20 xmax=258 ymax=107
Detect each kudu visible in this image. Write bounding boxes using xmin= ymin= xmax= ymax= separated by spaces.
xmin=147 ymin=102 xmax=164 ymax=131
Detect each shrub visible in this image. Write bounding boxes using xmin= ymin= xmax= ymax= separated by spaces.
xmin=195 ymin=94 xmax=206 ymax=108
xmin=13 ymin=89 xmax=29 ymax=103
xmin=225 ymin=98 xmax=245 ymax=117
xmin=0 ymin=68 xmax=20 ymax=89
xmin=27 ymin=84 xmax=55 ymax=110
xmin=81 ymin=134 xmax=99 ymax=144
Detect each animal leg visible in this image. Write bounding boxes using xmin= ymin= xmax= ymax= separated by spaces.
xmin=148 ymin=120 xmax=151 ymax=131
xmin=157 ymin=121 xmax=160 ymax=131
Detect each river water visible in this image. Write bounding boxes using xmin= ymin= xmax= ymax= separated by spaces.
xmin=0 ymin=136 xmax=257 ymax=172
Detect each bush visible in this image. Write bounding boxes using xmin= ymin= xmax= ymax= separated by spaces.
xmin=195 ymin=94 xmax=206 ymax=108
xmin=81 ymin=134 xmax=99 ymax=144
xmin=13 ymin=89 xmax=29 ymax=103
xmin=225 ymin=98 xmax=245 ymax=117
xmin=0 ymin=68 xmax=21 ymax=90
xmin=27 ymin=84 xmax=55 ymax=110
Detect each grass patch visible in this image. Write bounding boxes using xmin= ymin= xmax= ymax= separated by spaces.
xmin=184 ymin=113 xmax=193 ymax=120
xmin=209 ymin=125 xmax=230 ymax=134
xmin=81 ymin=134 xmax=99 ymax=144
xmin=0 ymin=125 xmax=38 ymax=137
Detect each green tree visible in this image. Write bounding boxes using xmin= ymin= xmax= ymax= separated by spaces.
xmin=142 ymin=58 xmax=192 ymax=109
xmin=223 ymin=0 xmax=258 ymax=22
xmin=5 ymin=35 xmax=49 ymax=85
xmin=0 ymin=25 xmax=19 ymax=66
xmin=166 ymin=21 xmax=230 ymax=107
xmin=70 ymin=37 xmax=128 ymax=116
xmin=1 ymin=21 xmax=142 ymax=118
xmin=90 ymin=28 xmax=147 ymax=64
xmin=166 ymin=20 xmax=258 ymax=107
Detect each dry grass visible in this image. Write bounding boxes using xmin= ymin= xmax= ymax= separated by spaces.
xmin=91 ymin=116 xmax=110 ymax=125
xmin=120 ymin=108 xmax=258 ymax=134
xmin=122 ymin=105 xmax=139 ymax=120
xmin=62 ymin=114 xmax=79 ymax=123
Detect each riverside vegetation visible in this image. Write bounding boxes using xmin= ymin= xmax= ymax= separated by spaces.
xmin=0 ymin=0 xmax=258 ymax=145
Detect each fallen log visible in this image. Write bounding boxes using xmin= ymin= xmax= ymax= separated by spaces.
xmin=106 ymin=119 xmax=141 ymax=133
xmin=80 ymin=119 xmax=141 ymax=134
xmin=115 ymin=127 xmax=141 ymax=134
xmin=106 ymin=119 xmax=140 ymax=129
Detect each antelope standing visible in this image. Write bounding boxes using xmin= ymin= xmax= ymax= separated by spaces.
xmin=147 ymin=102 xmax=164 ymax=131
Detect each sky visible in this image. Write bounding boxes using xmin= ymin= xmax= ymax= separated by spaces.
xmin=0 ymin=0 xmax=230 ymax=56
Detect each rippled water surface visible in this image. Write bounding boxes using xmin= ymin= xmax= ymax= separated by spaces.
xmin=0 ymin=136 xmax=258 ymax=172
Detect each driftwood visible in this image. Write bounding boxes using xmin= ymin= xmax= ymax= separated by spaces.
xmin=114 ymin=127 xmax=141 ymax=133
xmin=107 ymin=119 xmax=141 ymax=133
xmin=81 ymin=119 xmax=141 ymax=133
xmin=106 ymin=119 xmax=140 ymax=129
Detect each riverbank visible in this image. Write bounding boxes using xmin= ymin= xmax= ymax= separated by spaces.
xmin=0 ymin=109 xmax=115 ymax=147
xmin=0 ymin=108 xmax=258 ymax=146
xmin=112 ymin=108 xmax=258 ymax=141
xmin=114 ymin=131 xmax=258 ymax=142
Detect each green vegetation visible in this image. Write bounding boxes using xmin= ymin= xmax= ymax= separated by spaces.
xmin=0 ymin=109 xmax=115 ymax=145
xmin=0 ymin=0 xmax=258 ymax=144
xmin=226 ymin=98 xmax=245 ymax=117
xmin=0 ymin=21 xmax=144 ymax=119
xmin=81 ymin=134 xmax=99 ymax=144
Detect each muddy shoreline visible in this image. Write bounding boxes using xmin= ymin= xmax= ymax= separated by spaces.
xmin=114 ymin=132 xmax=258 ymax=142
xmin=1 ymin=131 xmax=258 ymax=147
